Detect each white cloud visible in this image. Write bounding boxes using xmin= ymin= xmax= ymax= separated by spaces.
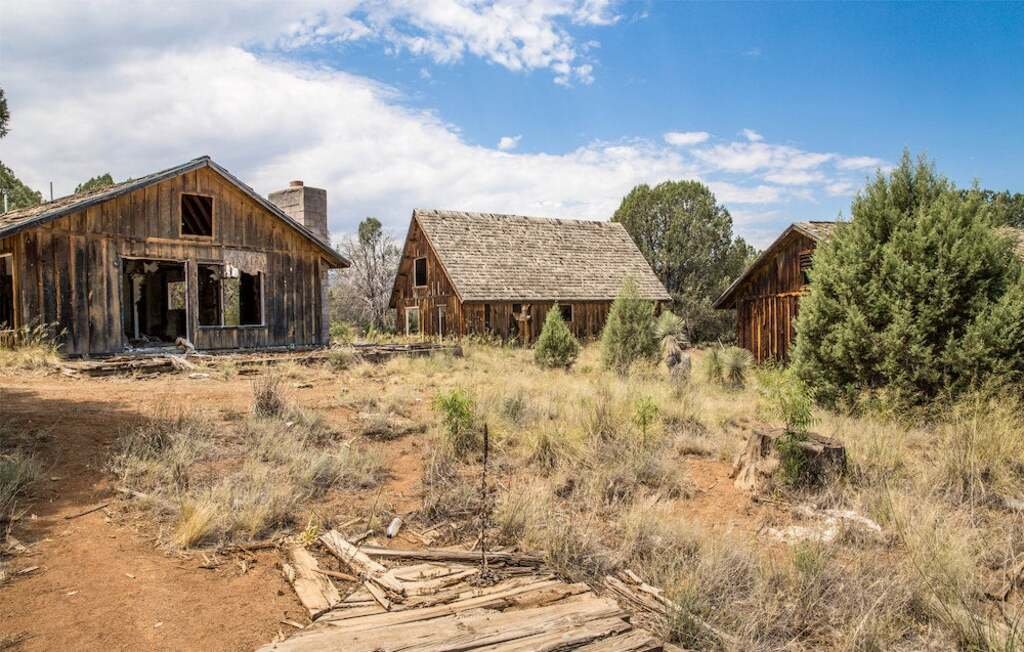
xmin=663 ymin=131 xmax=710 ymax=147
xmin=497 ymin=135 xmax=522 ymax=151
xmin=826 ymin=181 xmax=857 ymax=196
xmin=741 ymin=128 xmax=764 ymax=142
xmin=0 ymin=1 xmax=888 ymax=245
xmin=836 ymin=155 xmax=887 ymax=171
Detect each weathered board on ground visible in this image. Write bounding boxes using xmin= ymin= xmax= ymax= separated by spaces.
xmin=261 ymin=539 xmax=680 ymax=652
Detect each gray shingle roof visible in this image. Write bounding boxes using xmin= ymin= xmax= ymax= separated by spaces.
xmin=0 ymin=156 xmax=348 ymax=267
xmin=412 ymin=209 xmax=670 ymax=302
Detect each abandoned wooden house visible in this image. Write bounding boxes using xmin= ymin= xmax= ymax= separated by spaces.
xmin=713 ymin=221 xmax=837 ymax=363
xmin=0 ymin=156 xmax=348 ymax=356
xmin=389 ymin=209 xmax=670 ymax=341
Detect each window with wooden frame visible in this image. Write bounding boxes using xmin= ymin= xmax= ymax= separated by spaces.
xmin=559 ymin=304 xmax=573 ymax=323
xmin=405 ymin=307 xmax=421 ymax=335
xmin=198 ymin=264 xmax=264 ymax=327
xmin=181 ymin=193 xmax=213 ymax=237
xmin=483 ymin=304 xmax=492 ymax=331
xmin=798 ymin=250 xmax=814 ymax=286
xmin=414 ymin=257 xmax=428 ymax=287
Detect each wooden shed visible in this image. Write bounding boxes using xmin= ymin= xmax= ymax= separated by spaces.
xmin=713 ymin=221 xmax=837 ymax=363
xmin=389 ymin=209 xmax=670 ymax=342
xmin=0 ymin=156 xmax=349 ymax=356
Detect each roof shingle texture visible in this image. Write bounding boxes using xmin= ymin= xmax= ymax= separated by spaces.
xmin=414 ymin=209 xmax=670 ymax=302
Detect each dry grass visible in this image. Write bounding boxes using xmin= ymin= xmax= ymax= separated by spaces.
xmin=382 ymin=341 xmax=1024 ymax=650
xmin=0 ymin=324 xmax=63 ymax=373
xmin=110 ymin=403 xmax=387 ymax=549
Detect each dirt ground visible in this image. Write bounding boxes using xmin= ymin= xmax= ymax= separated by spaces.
xmin=0 ymin=363 xmax=761 ymax=651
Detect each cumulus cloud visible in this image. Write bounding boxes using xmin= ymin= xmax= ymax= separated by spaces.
xmin=0 ymin=1 xmax=887 ymax=244
xmin=836 ymin=155 xmax=887 ymax=171
xmin=663 ymin=131 xmax=711 ymax=147
xmin=497 ymin=135 xmax=522 ymax=151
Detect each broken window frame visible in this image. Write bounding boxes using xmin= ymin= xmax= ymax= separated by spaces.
xmin=180 ymin=193 xmax=215 ymax=238
xmin=798 ymin=249 xmax=814 ymax=286
xmin=197 ymin=262 xmax=266 ymax=329
xmin=121 ymin=256 xmax=191 ymax=347
xmin=405 ymin=307 xmax=421 ymax=336
xmin=0 ymin=252 xmax=17 ymax=331
xmin=414 ymin=257 xmax=428 ymax=288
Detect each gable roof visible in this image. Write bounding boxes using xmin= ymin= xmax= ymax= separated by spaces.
xmin=713 ymin=220 xmax=839 ymax=309
xmin=0 ymin=156 xmax=348 ymax=267
xmin=398 ymin=209 xmax=670 ymax=303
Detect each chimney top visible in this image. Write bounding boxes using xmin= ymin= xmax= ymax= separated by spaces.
xmin=289 ymin=180 xmax=304 ymax=187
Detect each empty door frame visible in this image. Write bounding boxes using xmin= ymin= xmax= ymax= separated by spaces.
xmin=0 ymin=252 xmax=17 ymax=331
xmin=120 ymin=255 xmax=192 ymax=349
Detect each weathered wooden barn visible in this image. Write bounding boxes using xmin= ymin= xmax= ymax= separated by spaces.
xmin=713 ymin=221 xmax=837 ymax=363
xmin=0 ymin=156 xmax=349 ymax=356
xmin=389 ymin=209 xmax=670 ymax=341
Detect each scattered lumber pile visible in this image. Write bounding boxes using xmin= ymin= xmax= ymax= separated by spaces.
xmin=731 ymin=427 xmax=846 ymax=492
xmin=67 ymin=354 xmax=199 ymax=377
xmin=267 ymin=529 xmax=680 ymax=651
xmin=350 ymin=342 xmax=462 ymax=364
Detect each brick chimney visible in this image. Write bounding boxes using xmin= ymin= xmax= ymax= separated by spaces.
xmin=268 ymin=180 xmax=329 ymax=244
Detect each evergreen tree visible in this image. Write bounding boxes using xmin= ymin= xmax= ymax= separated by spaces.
xmin=601 ymin=277 xmax=659 ymax=373
xmin=534 ymin=306 xmax=580 ymax=369
xmin=792 ymin=151 xmax=1024 ymax=406
xmin=612 ymin=180 xmax=755 ymax=342
xmin=0 ymin=162 xmax=42 ymax=211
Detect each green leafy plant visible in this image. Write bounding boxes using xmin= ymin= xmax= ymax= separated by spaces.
xmin=534 ymin=307 xmax=580 ymax=369
xmin=632 ymin=396 xmax=660 ymax=444
xmin=601 ymin=277 xmax=659 ymax=373
xmin=433 ymin=388 xmax=478 ymax=456
xmin=656 ymin=310 xmax=687 ymax=341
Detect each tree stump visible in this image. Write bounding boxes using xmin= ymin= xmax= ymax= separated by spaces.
xmin=731 ymin=428 xmax=846 ymax=492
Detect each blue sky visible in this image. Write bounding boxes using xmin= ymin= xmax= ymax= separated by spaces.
xmin=3 ymin=1 xmax=1022 ymax=246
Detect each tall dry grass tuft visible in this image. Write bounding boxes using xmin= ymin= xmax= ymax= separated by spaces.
xmin=0 ymin=451 xmax=40 ymax=520
xmin=0 ymin=323 xmax=63 ymax=372
xmin=251 ymin=373 xmax=287 ymax=418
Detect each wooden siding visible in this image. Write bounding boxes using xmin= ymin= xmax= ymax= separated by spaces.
xmin=0 ymin=167 xmax=331 ymax=356
xmin=732 ymin=231 xmax=817 ymax=362
xmin=392 ymin=218 xmax=623 ymax=342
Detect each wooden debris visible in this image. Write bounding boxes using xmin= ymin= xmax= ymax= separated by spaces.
xmin=358 ymin=545 xmax=543 ymax=567
xmin=605 ymin=570 xmax=739 ymax=649
xmin=63 ymin=502 xmax=110 ymax=520
xmin=314 ymin=568 xmax=359 ymax=583
xmin=283 ymin=546 xmax=341 ymax=619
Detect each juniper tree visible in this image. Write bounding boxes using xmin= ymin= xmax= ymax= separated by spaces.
xmin=534 ymin=306 xmax=580 ymax=369
xmin=792 ymin=151 xmax=1024 ymax=406
xmin=601 ymin=277 xmax=659 ymax=373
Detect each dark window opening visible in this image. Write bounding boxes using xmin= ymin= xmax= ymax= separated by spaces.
xmin=122 ymin=259 xmax=187 ymax=346
xmin=799 ymin=250 xmax=814 ymax=285
xmin=181 ymin=193 xmax=213 ymax=237
xmin=414 ymin=257 xmax=428 ymax=287
xmin=199 ymin=264 xmax=263 ymax=326
xmin=0 ymin=255 xmax=14 ymax=330
xmin=483 ymin=304 xmax=492 ymax=331
xmin=559 ymin=304 xmax=573 ymax=323
xmin=510 ymin=303 xmax=524 ymax=338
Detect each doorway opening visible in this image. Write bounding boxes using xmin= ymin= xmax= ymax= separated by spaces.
xmin=0 ymin=254 xmax=14 ymax=330
xmin=122 ymin=259 xmax=188 ymax=348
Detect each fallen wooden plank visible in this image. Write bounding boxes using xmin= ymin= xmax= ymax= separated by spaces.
xmin=314 ymin=568 xmax=358 ymax=583
xmin=359 ymin=545 xmax=543 ymax=567
xmin=572 ymin=629 xmax=665 ymax=651
xmin=283 ymin=546 xmax=341 ymax=619
xmin=63 ymin=502 xmax=110 ymax=520
xmin=260 ymin=592 xmax=622 ymax=651
xmin=318 ymin=530 xmax=406 ymax=598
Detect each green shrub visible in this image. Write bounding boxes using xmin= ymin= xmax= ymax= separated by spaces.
xmin=534 ymin=307 xmax=580 ymax=369
xmin=601 ymin=277 xmax=659 ymax=373
xmin=329 ymin=321 xmax=355 ymax=343
xmin=701 ymin=347 xmax=723 ymax=384
xmin=758 ymin=367 xmax=815 ymax=433
xmin=792 ymin=151 xmax=1024 ymax=406
xmin=433 ymin=388 xmax=478 ymax=456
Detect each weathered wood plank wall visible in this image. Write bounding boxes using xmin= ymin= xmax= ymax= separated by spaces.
xmin=0 ymin=167 xmax=331 ymax=356
xmin=734 ymin=231 xmax=817 ymax=362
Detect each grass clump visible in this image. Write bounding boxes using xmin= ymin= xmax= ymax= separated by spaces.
xmin=433 ymin=388 xmax=478 ymax=456
xmin=251 ymin=373 xmax=287 ymax=417
xmin=0 ymin=451 xmax=40 ymax=520
xmin=534 ymin=307 xmax=580 ymax=369
xmin=702 ymin=345 xmax=752 ymax=388
xmin=0 ymin=323 xmax=63 ymax=372
xmin=601 ymin=277 xmax=659 ymax=373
